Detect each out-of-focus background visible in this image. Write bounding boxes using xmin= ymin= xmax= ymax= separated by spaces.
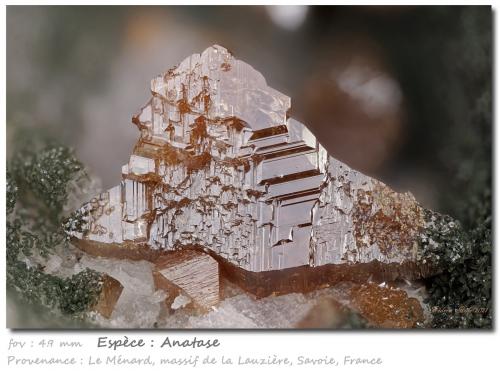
xmin=7 ymin=6 xmax=491 ymax=219
xmin=6 ymin=5 xmax=492 ymax=329
xmin=7 ymin=5 xmax=491 ymax=221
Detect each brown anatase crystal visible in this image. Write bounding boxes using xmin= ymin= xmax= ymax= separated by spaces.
xmin=68 ymin=45 xmax=458 ymax=309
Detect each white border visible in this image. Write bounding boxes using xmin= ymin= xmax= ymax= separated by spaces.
xmin=1 ymin=2 xmax=498 ymax=371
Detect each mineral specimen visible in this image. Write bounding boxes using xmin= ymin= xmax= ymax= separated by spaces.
xmin=296 ymin=297 xmax=368 ymax=329
xmin=348 ymin=282 xmax=424 ymax=328
xmin=153 ymin=249 xmax=220 ymax=312
xmin=93 ymin=274 xmax=124 ymax=318
xmin=68 ymin=45 xmax=456 ymax=302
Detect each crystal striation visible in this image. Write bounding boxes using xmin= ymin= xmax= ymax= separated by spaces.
xmin=153 ymin=249 xmax=220 ymax=311
xmin=69 ymin=45 xmax=449 ymax=299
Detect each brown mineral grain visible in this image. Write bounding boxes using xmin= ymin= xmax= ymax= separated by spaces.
xmin=349 ymin=282 xmax=424 ymax=328
xmin=93 ymin=274 xmax=124 ymax=319
xmin=153 ymin=249 xmax=220 ymax=312
xmin=297 ymin=297 xmax=366 ymax=329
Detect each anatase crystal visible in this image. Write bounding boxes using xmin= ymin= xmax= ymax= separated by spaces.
xmin=69 ymin=45 xmax=456 ymax=307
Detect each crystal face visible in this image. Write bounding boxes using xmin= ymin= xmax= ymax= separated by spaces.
xmin=69 ymin=45 xmax=439 ymax=300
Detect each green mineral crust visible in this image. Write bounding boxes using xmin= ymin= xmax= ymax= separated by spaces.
xmin=6 ymin=145 xmax=117 ymax=318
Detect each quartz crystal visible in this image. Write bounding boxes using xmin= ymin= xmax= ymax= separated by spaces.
xmin=69 ymin=45 xmax=451 ymax=308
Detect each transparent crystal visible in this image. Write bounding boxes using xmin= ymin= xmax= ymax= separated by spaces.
xmin=70 ymin=45 xmax=429 ymax=273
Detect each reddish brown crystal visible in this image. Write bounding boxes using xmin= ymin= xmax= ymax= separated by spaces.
xmin=217 ymin=251 xmax=435 ymax=298
xmin=153 ymin=249 xmax=220 ymax=312
xmin=349 ymin=282 xmax=424 ymax=328
xmin=68 ymin=45 xmax=453 ymax=309
xmin=93 ymin=274 xmax=123 ymax=319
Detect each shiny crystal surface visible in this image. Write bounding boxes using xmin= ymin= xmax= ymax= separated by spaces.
xmin=153 ymin=249 xmax=220 ymax=311
xmin=70 ymin=45 xmax=426 ymax=274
